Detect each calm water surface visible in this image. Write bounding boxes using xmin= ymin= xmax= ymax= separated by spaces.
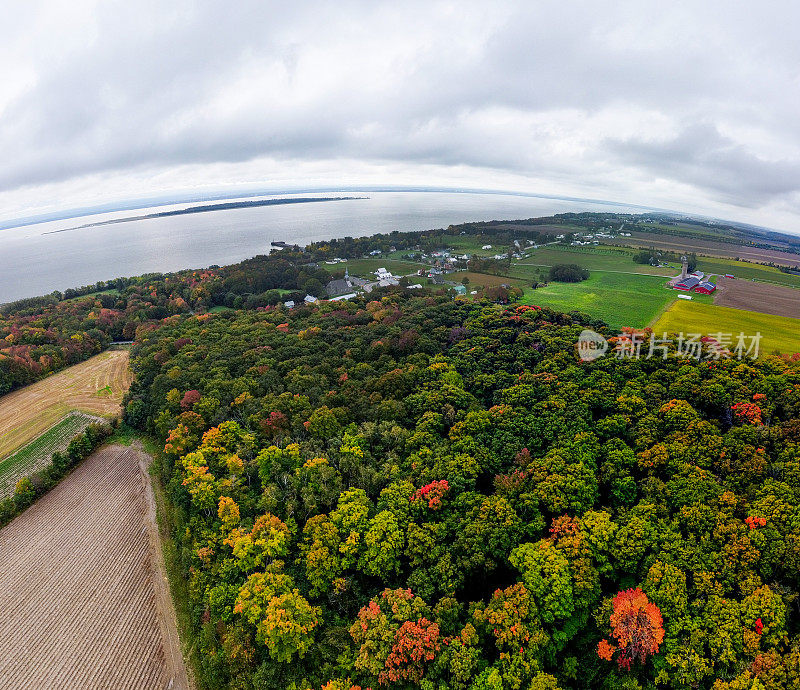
xmin=0 ymin=191 xmax=642 ymax=302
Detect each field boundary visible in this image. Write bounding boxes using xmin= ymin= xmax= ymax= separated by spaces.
xmin=150 ymin=449 xmax=204 ymax=689
xmin=0 ymin=349 xmax=132 ymax=459
xmin=0 ymin=409 xmax=104 ymax=461
xmin=138 ymin=443 xmax=194 ymax=690
xmin=0 ymin=411 xmax=105 ymax=497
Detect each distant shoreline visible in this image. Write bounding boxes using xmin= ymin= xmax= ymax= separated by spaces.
xmin=43 ymin=196 xmax=367 ymax=235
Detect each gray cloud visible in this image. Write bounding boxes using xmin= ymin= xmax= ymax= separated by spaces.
xmin=606 ymin=123 xmax=800 ymax=206
xmin=1 ymin=0 xmax=800 ymax=230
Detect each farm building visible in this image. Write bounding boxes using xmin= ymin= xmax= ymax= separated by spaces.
xmin=674 ymin=275 xmax=701 ymax=291
xmin=695 ymin=281 xmax=716 ymax=294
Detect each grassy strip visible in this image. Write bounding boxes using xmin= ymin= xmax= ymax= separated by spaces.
xmin=696 ymin=257 xmax=800 ymax=288
xmin=0 ymin=413 xmax=101 ymax=497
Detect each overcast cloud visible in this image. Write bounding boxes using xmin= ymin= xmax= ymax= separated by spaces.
xmin=2 ymin=0 xmax=800 ymax=231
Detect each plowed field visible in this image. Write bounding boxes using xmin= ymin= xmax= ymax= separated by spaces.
xmin=714 ymin=277 xmax=800 ymax=319
xmin=0 ymin=445 xmax=190 ymax=689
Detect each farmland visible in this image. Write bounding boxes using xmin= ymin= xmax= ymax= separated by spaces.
xmin=600 ymin=230 xmax=800 ymax=267
xmin=514 ymin=244 xmax=675 ymax=277
xmin=0 ymin=412 xmax=102 ymax=497
xmin=520 ymin=272 xmax=685 ymax=330
xmin=453 ymin=271 xmax=526 ymax=289
xmin=713 ymin=277 xmax=800 ymax=318
xmin=0 ymin=445 xmax=190 ymax=688
xmin=696 ymin=257 xmax=800 ymax=288
xmin=0 ymin=349 xmax=132 ymax=460
xmin=651 ymin=300 xmax=800 ymax=354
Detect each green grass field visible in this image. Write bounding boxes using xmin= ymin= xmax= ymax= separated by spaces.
xmin=0 ymin=413 xmax=99 ymax=496
xmin=512 ymin=244 xmax=675 ymax=277
xmin=651 ymin=301 xmax=800 ymax=354
xmin=442 ymin=234 xmax=514 ymax=255
xmin=321 ymin=257 xmax=428 ymax=277
xmin=520 ymin=272 xmax=683 ymax=330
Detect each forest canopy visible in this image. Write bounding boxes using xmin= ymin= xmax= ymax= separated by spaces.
xmin=122 ymin=293 xmax=800 ymax=690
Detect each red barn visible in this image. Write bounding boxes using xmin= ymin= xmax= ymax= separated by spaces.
xmin=695 ymin=281 xmax=716 ymax=294
xmin=674 ymin=276 xmax=700 ymax=291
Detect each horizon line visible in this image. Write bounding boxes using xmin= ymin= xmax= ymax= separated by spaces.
xmin=0 ymin=184 xmax=782 ymax=237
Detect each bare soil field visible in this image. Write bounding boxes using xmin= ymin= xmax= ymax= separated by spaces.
xmin=0 ymin=350 xmax=132 ymax=459
xmin=714 ymin=277 xmax=800 ymax=319
xmin=0 ymin=445 xmax=190 ymax=689
xmin=601 ymin=231 xmax=800 ymax=266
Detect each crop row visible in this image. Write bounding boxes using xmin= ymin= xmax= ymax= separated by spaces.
xmin=0 ymin=413 xmax=104 ymax=497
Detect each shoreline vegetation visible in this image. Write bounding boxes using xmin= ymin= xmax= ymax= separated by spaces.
xmin=43 ymin=196 xmax=368 ymax=235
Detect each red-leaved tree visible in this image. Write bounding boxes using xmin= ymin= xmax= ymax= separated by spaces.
xmin=181 ymin=389 xmax=202 ymax=411
xmin=380 ymin=617 xmax=441 ymax=685
xmin=598 ymin=588 xmax=664 ymax=670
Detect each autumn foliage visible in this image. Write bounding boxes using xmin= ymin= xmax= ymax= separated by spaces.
xmin=180 ymin=389 xmax=201 ymax=410
xmin=380 ymin=617 xmax=441 ymax=684
xmin=122 ymin=282 xmax=800 ymax=690
xmin=598 ymin=588 xmax=664 ymax=670
xmin=731 ymin=402 xmax=762 ymax=425
xmin=411 ymin=480 xmax=450 ymax=510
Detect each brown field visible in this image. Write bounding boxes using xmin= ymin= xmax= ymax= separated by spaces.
xmin=0 ymin=349 xmax=132 ymax=459
xmin=601 ymin=231 xmax=800 ymax=266
xmin=0 ymin=445 xmax=190 ymax=689
xmin=714 ymin=277 xmax=800 ymax=319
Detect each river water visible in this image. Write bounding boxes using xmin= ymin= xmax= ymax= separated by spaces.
xmin=0 ymin=191 xmax=644 ymax=302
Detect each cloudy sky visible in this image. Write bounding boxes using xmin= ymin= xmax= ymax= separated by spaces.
xmin=2 ymin=0 xmax=800 ymax=232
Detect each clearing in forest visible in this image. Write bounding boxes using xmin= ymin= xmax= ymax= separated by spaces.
xmin=0 ymin=444 xmax=190 ymax=689
xmin=0 ymin=349 xmax=132 ymax=459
